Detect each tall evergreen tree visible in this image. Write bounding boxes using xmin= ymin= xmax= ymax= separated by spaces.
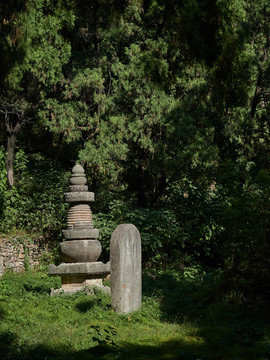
xmin=0 ymin=0 xmax=74 ymax=187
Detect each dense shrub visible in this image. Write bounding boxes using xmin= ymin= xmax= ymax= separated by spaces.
xmin=0 ymin=147 xmax=69 ymax=234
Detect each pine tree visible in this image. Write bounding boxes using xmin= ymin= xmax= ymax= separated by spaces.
xmin=0 ymin=0 xmax=74 ymax=187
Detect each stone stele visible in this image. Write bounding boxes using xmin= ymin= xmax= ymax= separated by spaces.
xmin=110 ymin=224 xmax=142 ymax=314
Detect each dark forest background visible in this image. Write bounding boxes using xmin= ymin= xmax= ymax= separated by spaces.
xmin=0 ymin=0 xmax=269 ymax=296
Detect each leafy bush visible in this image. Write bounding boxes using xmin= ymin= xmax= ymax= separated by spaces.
xmin=0 ymin=148 xmax=69 ymax=234
xmin=94 ymin=198 xmax=182 ymax=266
xmin=165 ymin=179 xmax=225 ymax=266
xmin=221 ymin=168 xmax=270 ymax=293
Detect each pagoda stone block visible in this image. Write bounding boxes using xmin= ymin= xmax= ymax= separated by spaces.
xmin=62 ymin=229 xmax=99 ymax=239
xmin=64 ymin=192 xmax=94 ymax=203
xmin=49 ymin=164 xmax=110 ymax=293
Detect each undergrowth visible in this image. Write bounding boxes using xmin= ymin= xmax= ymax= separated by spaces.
xmin=0 ymin=269 xmax=269 ymax=360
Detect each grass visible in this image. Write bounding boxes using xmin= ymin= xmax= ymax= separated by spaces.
xmin=0 ymin=269 xmax=270 ymax=360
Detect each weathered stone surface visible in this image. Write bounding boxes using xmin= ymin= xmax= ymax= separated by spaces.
xmin=64 ymin=192 xmax=94 ymax=203
xmin=71 ymin=173 xmax=86 ymax=178
xmin=50 ymin=282 xmax=111 ymax=295
xmin=71 ymin=222 xmax=93 ymax=229
xmin=60 ymin=240 xmax=102 ymax=263
xmin=69 ymin=176 xmax=87 ymax=185
xmin=110 ymin=224 xmax=141 ymax=314
xmin=0 ymin=237 xmax=51 ymax=275
xmin=0 ymin=255 xmax=4 ymax=276
xmin=69 ymin=185 xmax=88 ymax=192
xmin=62 ymin=228 xmax=99 ymax=239
xmin=66 ymin=204 xmax=93 ymax=229
xmin=49 ymin=261 xmax=110 ymax=275
xmin=72 ymin=164 xmax=84 ymax=173
xmin=61 ymin=274 xmax=103 ymax=289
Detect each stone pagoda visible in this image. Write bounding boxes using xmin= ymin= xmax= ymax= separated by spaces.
xmin=49 ymin=164 xmax=110 ymax=293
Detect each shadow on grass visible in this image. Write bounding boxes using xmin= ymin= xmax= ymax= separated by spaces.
xmin=0 ymin=333 xmax=269 ymax=360
xmin=75 ymin=299 xmax=96 ymax=313
xmin=143 ymin=270 xmax=270 ymax=321
xmin=141 ymin=271 xmax=270 ymax=359
xmin=75 ymin=292 xmax=111 ymax=313
xmin=142 ymin=270 xmax=217 ymax=322
xmin=0 ymin=331 xmax=226 ymax=360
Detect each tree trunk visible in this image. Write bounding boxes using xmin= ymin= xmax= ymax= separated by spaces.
xmin=5 ymin=113 xmax=22 ymax=188
xmin=250 ymin=68 xmax=262 ymax=119
xmin=93 ymin=0 xmax=99 ymax=56
xmin=137 ymin=164 xmax=147 ymax=207
xmin=6 ymin=132 xmax=17 ymax=188
xmin=150 ymin=171 xmax=167 ymax=206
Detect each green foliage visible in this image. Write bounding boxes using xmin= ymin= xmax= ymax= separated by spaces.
xmin=93 ymin=199 xmax=182 ymax=265
xmin=0 ymin=149 xmax=69 ymax=233
xmin=165 ymin=179 xmax=225 ymax=265
xmin=124 ymin=207 xmax=182 ymax=265
xmin=220 ymin=165 xmax=270 ymax=293
xmin=1 ymin=0 xmax=74 ymax=95
xmin=0 ymin=270 xmax=61 ymax=300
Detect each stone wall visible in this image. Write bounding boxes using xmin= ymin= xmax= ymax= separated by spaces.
xmin=0 ymin=236 xmax=51 ymax=276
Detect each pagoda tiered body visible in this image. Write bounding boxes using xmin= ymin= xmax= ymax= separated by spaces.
xmin=49 ymin=165 xmax=110 ymax=292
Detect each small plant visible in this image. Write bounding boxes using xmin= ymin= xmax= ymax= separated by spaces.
xmin=23 ymin=245 xmax=30 ymax=271
xmin=0 ymin=278 xmax=9 ymax=300
xmin=88 ymin=324 xmax=118 ymax=347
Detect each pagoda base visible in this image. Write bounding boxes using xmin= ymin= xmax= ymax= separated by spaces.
xmin=61 ymin=274 xmax=103 ymax=290
xmin=49 ymin=261 xmax=110 ymax=294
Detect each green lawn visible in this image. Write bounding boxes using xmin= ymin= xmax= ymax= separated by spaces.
xmin=0 ymin=269 xmax=269 ymax=360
